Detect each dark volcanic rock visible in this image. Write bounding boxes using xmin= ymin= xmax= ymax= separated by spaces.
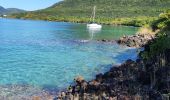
xmin=117 ymin=34 xmax=155 ymax=47
xmin=97 ymin=39 xmax=116 ymax=43
xmin=165 ymin=49 xmax=170 ymax=64
xmin=56 ymin=37 xmax=170 ymax=100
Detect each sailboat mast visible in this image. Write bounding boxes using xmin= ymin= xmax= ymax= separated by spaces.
xmin=92 ymin=6 xmax=96 ymax=23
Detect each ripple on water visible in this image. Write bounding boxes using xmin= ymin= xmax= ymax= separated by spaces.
xmin=0 ymin=18 xmax=139 ymax=97
xmin=0 ymin=85 xmax=57 ymax=99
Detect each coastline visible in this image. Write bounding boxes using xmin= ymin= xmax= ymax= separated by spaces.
xmin=0 ymin=18 xmax=140 ymax=99
xmin=1 ymin=0 xmax=169 ymax=99
xmin=56 ymin=33 xmax=170 ymax=100
xmin=6 ymin=16 xmax=152 ymax=27
xmin=1 ymin=18 xmax=169 ymax=99
xmin=3 ymin=17 xmax=142 ymax=28
xmin=55 ymin=34 xmax=146 ymax=99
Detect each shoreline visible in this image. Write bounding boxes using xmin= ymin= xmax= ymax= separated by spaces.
xmin=56 ymin=32 xmax=170 ymax=99
xmin=55 ymin=34 xmax=160 ymax=99
xmin=1 ymin=17 xmax=169 ymax=99
xmin=5 ymin=17 xmax=142 ymax=27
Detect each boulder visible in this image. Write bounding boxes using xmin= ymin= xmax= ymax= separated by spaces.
xmin=165 ymin=49 xmax=170 ymax=64
xmin=96 ymin=73 xmax=103 ymax=82
xmin=117 ymin=34 xmax=155 ymax=47
xmin=74 ymin=76 xmax=84 ymax=84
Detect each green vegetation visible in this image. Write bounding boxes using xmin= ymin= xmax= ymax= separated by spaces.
xmin=9 ymin=0 xmax=170 ymax=26
xmin=141 ymin=10 xmax=170 ymax=59
xmin=0 ymin=6 xmax=25 ymax=15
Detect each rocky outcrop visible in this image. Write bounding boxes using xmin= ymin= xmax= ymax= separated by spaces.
xmin=29 ymin=25 xmax=169 ymax=99
xmin=55 ymin=33 xmax=170 ymax=100
xmin=117 ymin=34 xmax=155 ymax=47
xmin=97 ymin=34 xmax=155 ymax=48
xmin=56 ymin=53 xmax=170 ymax=100
xmin=98 ymin=39 xmax=116 ymax=43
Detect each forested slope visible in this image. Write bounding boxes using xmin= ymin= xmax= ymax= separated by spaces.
xmin=10 ymin=0 xmax=170 ymax=26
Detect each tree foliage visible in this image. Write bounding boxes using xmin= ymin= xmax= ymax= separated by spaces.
xmin=9 ymin=0 xmax=170 ymax=26
xmin=141 ymin=11 xmax=170 ymax=59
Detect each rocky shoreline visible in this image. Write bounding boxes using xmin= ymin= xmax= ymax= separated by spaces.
xmin=55 ymin=33 xmax=170 ymax=100
xmin=56 ymin=60 xmax=146 ymax=100
xmin=98 ymin=33 xmax=155 ymax=48
xmin=56 ymin=57 xmax=169 ymax=99
xmin=117 ymin=34 xmax=155 ymax=47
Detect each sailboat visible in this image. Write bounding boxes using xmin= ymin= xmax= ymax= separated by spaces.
xmin=87 ymin=6 xmax=102 ymax=29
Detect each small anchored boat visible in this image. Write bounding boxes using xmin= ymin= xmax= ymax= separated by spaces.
xmin=87 ymin=6 xmax=102 ymax=29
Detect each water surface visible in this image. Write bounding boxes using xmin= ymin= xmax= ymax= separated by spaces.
xmin=0 ymin=18 xmax=138 ymax=95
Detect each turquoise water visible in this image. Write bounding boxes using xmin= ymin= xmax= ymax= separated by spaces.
xmin=0 ymin=18 xmax=138 ymax=91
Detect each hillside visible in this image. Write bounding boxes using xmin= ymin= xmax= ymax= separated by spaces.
xmin=10 ymin=0 xmax=170 ymax=26
xmin=46 ymin=0 xmax=170 ymax=17
xmin=0 ymin=6 xmax=25 ymax=15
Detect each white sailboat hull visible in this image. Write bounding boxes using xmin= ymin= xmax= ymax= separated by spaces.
xmin=87 ymin=23 xmax=102 ymax=29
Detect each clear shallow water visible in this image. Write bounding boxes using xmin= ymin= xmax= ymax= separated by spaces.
xmin=0 ymin=18 xmax=138 ymax=92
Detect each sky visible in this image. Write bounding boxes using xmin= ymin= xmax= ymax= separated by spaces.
xmin=0 ymin=0 xmax=62 ymax=11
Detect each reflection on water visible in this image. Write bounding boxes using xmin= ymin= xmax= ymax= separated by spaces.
xmin=76 ymin=27 xmax=102 ymax=42
xmin=87 ymin=27 xmax=102 ymax=40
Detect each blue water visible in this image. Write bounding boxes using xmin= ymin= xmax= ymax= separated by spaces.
xmin=0 ymin=18 xmax=138 ymax=91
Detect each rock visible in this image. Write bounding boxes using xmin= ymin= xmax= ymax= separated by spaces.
xmin=67 ymin=93 xmax=74 ymax=100
xmin=97 ymin=39 xmax=116 ymax=43
xmin=125 ymin=59 xmax=135 ymax=66
xmin=74 ymin=93 xmax=79 ymax=100
xmin=68 ymin=85 xmax=73 ymax=93
xmin=81 ymin=81 xmax=88 ymax=92
xmin=117 ymin=34 xmax=155 ymax=47
xmin=74 ymin=76 xmax=84 ymax=84
xmin=32 ymin=96 xmax=41 ymax=100
xmin=102 ymin=39 xmax=107 ymax=42
xmin=89 ymin=80 xmax=100 ymax=86
xmin=102 ymin=92 xmax=107 ymax=99
xmin=165 ymin=49 xmax=170 ymax=64
xmin=83 ymin=93 xmax=88 ymax=99
xmin=55 ymin=38 xmax=170 ymax=100
xmin=61 ymin=92 xmax=66 ymax=97
xmin=96 ymin=73 xmax=103 ymax=82
xmin=91 ymin=94 xmax=99 ymax=100
xmin=117 ymin=40 xmax=122 ymax=44
xmin=111 ymin=96 xmax=118 ymax=100
xmin=134 ymin=94 xmax=142 ymax=100
xmin=57 ymin=92 xmax=62 ymax=98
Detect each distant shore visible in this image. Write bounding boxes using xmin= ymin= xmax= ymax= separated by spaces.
xmin=7 ymin=15 xmax=157 ymax=27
